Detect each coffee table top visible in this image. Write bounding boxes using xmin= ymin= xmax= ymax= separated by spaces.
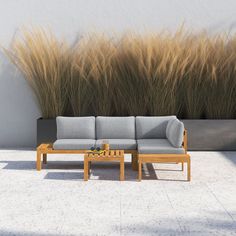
xmin=85 ymin=150 xmax=124 ymax=159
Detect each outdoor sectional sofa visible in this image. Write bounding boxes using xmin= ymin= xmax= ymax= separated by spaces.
xmin=37 ymin=116 xmax=191 ymax=181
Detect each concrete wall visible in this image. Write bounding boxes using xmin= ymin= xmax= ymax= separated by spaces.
xmin=0 ymin=0 xmax=236 ymax=148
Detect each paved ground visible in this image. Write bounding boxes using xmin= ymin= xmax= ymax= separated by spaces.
xmin=0 ymin=150 xmax=235 ymax=236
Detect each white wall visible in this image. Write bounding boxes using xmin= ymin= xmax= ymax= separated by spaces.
xmin=0 ymin=0 xmax=236 ymax=148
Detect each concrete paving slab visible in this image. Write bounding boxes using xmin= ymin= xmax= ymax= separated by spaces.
xmin=0 ymin=150 xmax=236 ymax=236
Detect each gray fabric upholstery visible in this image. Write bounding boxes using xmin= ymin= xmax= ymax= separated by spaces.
xmin=96 ymin=116 xmax=135 ymax=139
xmin=56 ymin=116 xmax=95 ymax=139
xmin=136 ymin=116 xmax=176 ymax=139
xmin=166 ymin=118 xmax=184 ymax=147
xmin=137 ymin=139 xmax=185 ymax=154
xmin=96 ymin=139 xmax=136 ymax=150
xmin=53 ymin=139 xmax=95 ymax=150
xmin=54 ymin=116 xmax=185 ymax=153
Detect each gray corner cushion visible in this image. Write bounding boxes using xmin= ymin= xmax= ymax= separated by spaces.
xmin=96 ymin=139 xmax=136 ymax=150
xmin=136 ymin=116 xmax=176 ymax=139
xmin=137 ymin=139 xmax=185 ymax=154
xmin=166 ymin=118 xmax=184 ymax=147
xmin=96 ymin=116 xmax=135 ymax=139
xmin=56 ymin=116 xmax=95 ymax=139
xmin=53 ymin=139 xmax=95 ymax=150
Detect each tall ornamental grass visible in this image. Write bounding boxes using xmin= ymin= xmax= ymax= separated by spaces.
xmin=4 ymin=29 xmax=236 ymax=119
xmin=70 ymin=35 xmax=117 ymax=116
xmin=4 ymin=28 xmax=72 ymax=118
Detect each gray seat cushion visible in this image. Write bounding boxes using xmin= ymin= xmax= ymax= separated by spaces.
xmin=56 ymin=116 xmax=95 ymax=139
xmin=53 ymin=139 xmax=95 ymax=150
xmin=137 ymin=139 xmax=185 ymax=154
xmin=166 ymin=118 xmax=184 ymax=147
xmin=96 ymin=116 xmax=135 ymax=139
xmin=136 ymin=116 xmax=176 ymax=139
xmin=96 ymin=139 xmax=136 ymax=150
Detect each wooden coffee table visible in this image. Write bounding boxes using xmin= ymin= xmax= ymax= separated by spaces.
xmin=84 ymin=150 xmax=125 ymax=181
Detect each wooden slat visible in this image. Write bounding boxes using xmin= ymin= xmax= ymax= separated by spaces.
xmin=36 ymin=146 xmax=136 ymax=155
xmin=118 ymin=150 xmax=121 ymax=156
xmin=139 ymin=156 xmax=189 ymax=163
xmin=138 ymin=154 xmax=189 ymax=158
xmin=105 ymin=150 xmax=109 ymax=157
xmin=87 ymin=157 xmax=122 ymax=162
xmin=44 ymin=149 xmax=90 ymax=154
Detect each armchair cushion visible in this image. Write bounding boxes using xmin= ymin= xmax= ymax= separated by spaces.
xmin=137 ymin=139 xmax=185 ymax=154
xmin=166 ymin=118 xmax=184 ymax=147
xmin=136 ymin=116 xmax=176 ymax=139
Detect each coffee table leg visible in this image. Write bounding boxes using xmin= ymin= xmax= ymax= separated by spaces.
xmin=120 ymin=157 xmax=125 ymax=181
xmin=84 ymin=158 xmax=88 ymax=181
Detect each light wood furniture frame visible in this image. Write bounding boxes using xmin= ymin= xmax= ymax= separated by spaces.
xmin=137 ymin=129 xmax=191 ymax=181
xmin=84 ymin=150 xmax=125 ymax=181
xmin=36 ymin=143 xmax=138 ymax=171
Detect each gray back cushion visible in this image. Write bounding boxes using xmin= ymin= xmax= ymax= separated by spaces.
xmin=136 ymin=116 xmax=176 ymax=139
xmin=166 ymin=118 xmax=184 ymax=147
xmin=96 ymin=116 xmax=135 ymax=139
xmin=56 ymin=116 xmax=95 ymax=139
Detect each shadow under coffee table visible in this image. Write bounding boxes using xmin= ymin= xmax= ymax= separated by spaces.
xmin=84 ymin=150 xmax=125 ymax=181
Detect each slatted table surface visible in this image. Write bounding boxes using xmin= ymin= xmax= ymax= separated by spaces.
xmin=84 ymin=150 xmax=125 ymax=181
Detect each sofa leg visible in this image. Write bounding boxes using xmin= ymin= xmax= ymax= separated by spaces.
xmin=43 ymin=154 xmax=47 ymax=164
xmin=187 ymin=159 xmax=191 ymax=181
xmin=132 ymin=153 xmax=138 ymax=171
xmin=138 ymin=159 xmax=142 ymax=181
xmin=84 ymin=158 xmax=88 ymax=181
xmin=36 ymin=150 xmax=42 ymax=171
xmin=120 ymin=157 xmax=125 ymax=181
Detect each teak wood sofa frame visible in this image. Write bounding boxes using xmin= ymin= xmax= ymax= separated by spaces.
xmin=137 ymin=129 xmax=190 ymax=181
xmin=36 ymin=129 xmax=190 ymax=181
xmin=36 ymin=144 xmax=138 ymax=172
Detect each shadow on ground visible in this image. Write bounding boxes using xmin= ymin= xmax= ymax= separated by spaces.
xmin=0 ymin=160 xmax=83 ymax=170
xmin=119 ymin=212 xmax=236 ymax=235
xmin=44 ymin=172 xmax=84 ymax=181
xmin=221 ymin=152 xmax=236 ymax=165
xmin=0 ymin=230 xmax=76 ymax=236
xmin=0 ymin=159 xmax=187 ymax=181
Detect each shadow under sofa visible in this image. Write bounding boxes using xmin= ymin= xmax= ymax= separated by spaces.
xmin=36 ymin=116 xmax=191 ymax=181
